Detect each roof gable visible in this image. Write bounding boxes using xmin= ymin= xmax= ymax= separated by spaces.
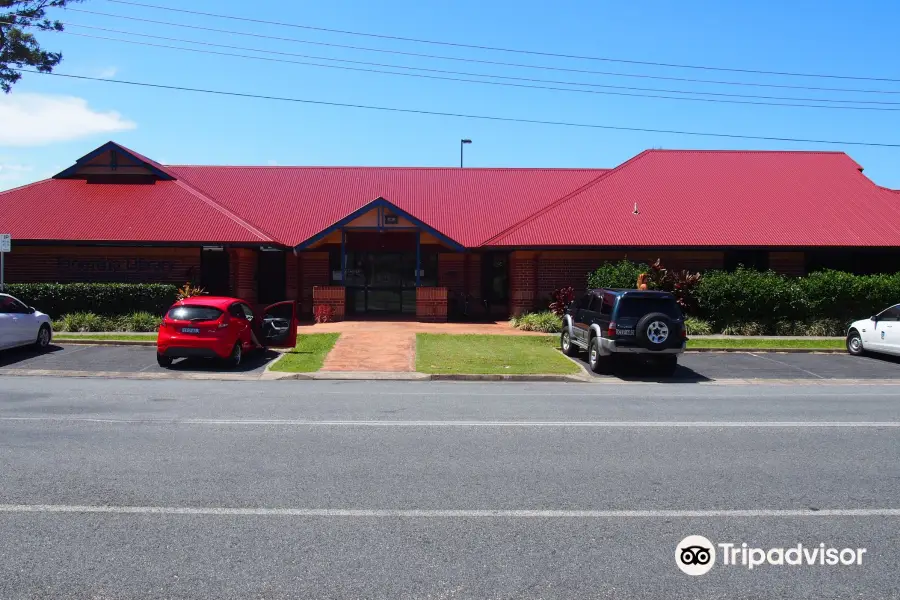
xmin=53 ymin=141 xmax=178 ymax=181
xmin=295 ymin=197 xmax=465 ymax=250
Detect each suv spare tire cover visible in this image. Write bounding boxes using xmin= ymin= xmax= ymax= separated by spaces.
xmin=635 ymin=312 xmax=673 ymax=350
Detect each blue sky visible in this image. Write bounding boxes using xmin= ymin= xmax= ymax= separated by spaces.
xmin=2 ymin=0 xmax=899 ymax=190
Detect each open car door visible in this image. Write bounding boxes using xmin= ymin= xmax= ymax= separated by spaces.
xmin=260 ymin=301 xmax=298 ymax=348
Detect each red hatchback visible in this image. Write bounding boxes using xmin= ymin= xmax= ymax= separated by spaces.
xmin=156 ymin=297 xmax=297 ymax=368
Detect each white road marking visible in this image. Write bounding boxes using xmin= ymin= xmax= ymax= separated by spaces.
xmin=748 ymin=352 xmax=826 ymax=379
xmin=0 ymin=504 xmax=898 ymax=518
xmin=2 ymin=417 xmax=900 ymax=427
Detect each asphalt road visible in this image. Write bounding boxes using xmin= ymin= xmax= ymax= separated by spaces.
xmin=1 ymin=378 xmax=899 ymax=598
xmin=3 ymin=343 xmax=900 ymax=381
xmin=0 ymin=344 xmax=279 ymax=375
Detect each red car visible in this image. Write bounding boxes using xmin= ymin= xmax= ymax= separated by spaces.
xmin=156 ymin=297 xmax=297 ymax=368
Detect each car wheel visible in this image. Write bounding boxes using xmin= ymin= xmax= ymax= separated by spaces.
xmin=156 ymin=353 xmax=173 ymax=368
xmin=34 ymin=324 xmax=51 ymax=349
xmin=846 ymin=330 xmax=865 ymax=356
xmin=228 ymin=343 xmax=243 ymax=368
xmin=589 ymin=337 xmax=612 ymax=374
xmin=635 ymin=312 xmax=673 ymax=350
xmin=653 ymin=355 xmax=678 ymax=377
xmin=561 ymin=330 xmax=578 ymax=356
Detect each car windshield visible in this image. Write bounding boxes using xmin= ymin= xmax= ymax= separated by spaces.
xmin=616 ymin=297 xmax=682 ymax=319
xmin=167 ymin=306 xmax=223 ymax=321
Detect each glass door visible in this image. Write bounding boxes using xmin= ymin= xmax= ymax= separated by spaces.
xmin=345 ymin=251 xmax=416 ymax=315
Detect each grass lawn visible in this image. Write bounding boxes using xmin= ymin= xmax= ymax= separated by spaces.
xmin=55 ymin=333 xmax=155 ymax=341
xmin=416 ymin=334 xmax=581 ymax=375
xmin=687 ymin=338 xmax=844 ymax=350
xmin=270 ymin=333 xmax=340 ymax=373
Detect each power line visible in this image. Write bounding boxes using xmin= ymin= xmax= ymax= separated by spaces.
xmin=63 ymin=8 xmax=900 ymax=96
xmin=16 ymin=69 xmax=900 ymax=148
xmin=59 ymin=31 xmax=900 ymax=112
xmin=56 ymin=23 xmax=900 ymax=107
xmin=102 ymin=0 xmax=900 ymax=84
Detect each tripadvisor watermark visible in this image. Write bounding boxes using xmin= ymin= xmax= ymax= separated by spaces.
xmin=676 ymin=535 xmax=867 ymax=576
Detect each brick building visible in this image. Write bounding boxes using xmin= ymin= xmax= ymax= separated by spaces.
xmin=2 ymin=141 xmax=898 ymax=321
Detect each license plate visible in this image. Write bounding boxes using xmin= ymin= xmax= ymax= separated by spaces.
xmin=181 ymin=327 xmax=200 ymax=334
xmin=616 ymin=329 xmax=635 ymax=336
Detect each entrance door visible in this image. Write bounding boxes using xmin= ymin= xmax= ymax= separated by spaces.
xmin=346 ymin=251 xmax=416 ymax=315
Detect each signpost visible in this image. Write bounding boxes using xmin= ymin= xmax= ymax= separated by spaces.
xmin=0 ymin=234 xmax=10 ymax=291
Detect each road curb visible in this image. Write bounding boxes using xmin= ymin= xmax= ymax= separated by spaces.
xmin=54 ymin=339 xmax=156 ymax=346
xmin=430 ymin=373 xmax=587 ymax=382
xmin=685 ymin=348 xmax=845 ymax=353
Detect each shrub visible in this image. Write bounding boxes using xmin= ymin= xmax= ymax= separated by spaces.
xmin=695 ymin=267 xmax=804 ymax=327
xmin=510 ymin=311 xmax=562 ymax=333
xmin=116 ymin=311 xmax=163 ymax=332
xmin=587 ymin=260 xmax=649 ymax=290
xmin=5 ymin=283 xmax=177 ymax=317
xmin=176 ymin=282 xmax=207 ymax=300
xmin=56 ymin=312 xmax=113 ymax=332
xmin=683 ymin=317 xmax=713 ymax=336
xmin=548 ymin=286 xmax=575 ymax=316
xmin=646 ymin=259 xmax=702 ymax=314
xmin=314 ymin=305 xmax=334 ymax=323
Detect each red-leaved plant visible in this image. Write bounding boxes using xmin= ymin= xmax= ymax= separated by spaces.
xmin=549 ymin=286 xmax=575 ymax=316
xmin=314 ymin=305 xmax=335 ymax=323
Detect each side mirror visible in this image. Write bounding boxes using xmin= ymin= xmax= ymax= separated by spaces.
xmin=871 ymin=315 xmax=878 ymax=322
xmin=28 ymin=306 xmax=36 ymax=314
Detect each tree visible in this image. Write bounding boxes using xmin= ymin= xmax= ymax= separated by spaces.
xmin=0 ymin=0 xmax=81 ymax=93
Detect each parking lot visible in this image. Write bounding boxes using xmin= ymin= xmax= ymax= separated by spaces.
xmin=1 ymin=342 xmax=900 ymax=381
xmin=0 ymin=344 xmax=279 ymax=376
xmin=581 ymin=350 xmax=900 ymax=381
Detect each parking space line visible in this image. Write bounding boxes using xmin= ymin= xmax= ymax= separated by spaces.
xmin=748 ymin=352 xmax=826 ymax=379
xmin=1 ymin=504 xmax=899 ymax=518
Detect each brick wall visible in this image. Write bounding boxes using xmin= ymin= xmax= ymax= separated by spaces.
xmin=312 ymin=285 xmax=345 ymax=321
xmin=769 ymin=251 xmax=805 ymax=276
xmin=2 ymin=246 xmax=201 ymax=284
xmin=509 ymin=251 xmax=538 ymax=316
xmin=300 ymin=252 xmax=330 ymax=316
xmin=285 ymin=251 xmax=299 ymax=302
xmin=506 ymin=250 xmax=726 ymax=315
xmin=416 ymin=287 xmax=448 ymax=322
xmin=229 ymin=248 xmax=257 ymax=306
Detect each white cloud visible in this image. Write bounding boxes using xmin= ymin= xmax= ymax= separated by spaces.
xmin=0 ymin=93 xmax=136 ymax=147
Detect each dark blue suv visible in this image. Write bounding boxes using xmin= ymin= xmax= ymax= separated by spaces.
xmin=561 ymin=289 xmax=686 ymax=375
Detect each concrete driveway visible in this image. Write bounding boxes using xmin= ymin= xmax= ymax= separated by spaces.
xmin=0 ymin=344 xmax=279 ymax=376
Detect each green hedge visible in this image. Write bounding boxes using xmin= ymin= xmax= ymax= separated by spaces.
xmin=5 ymin=283 xmax=178 ymax=317
xmin=695 ymin=268 xmax=900 ymax=328
xmin=585 ymin=263 xmax=900 ymax=333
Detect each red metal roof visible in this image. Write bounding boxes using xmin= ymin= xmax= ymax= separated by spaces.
xmin=487 ymin=150 xmax=900 ymax=248
xmin=168 ymin=166 xmax=607 ymax=247
xmin=3 ymin=143 xmax=899 ymax=248
xmin=0 ymin=178 xmax=272 ymax=243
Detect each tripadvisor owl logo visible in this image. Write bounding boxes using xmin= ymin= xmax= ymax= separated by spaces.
xmin=676 ymin=535 xmax=716 ymax=576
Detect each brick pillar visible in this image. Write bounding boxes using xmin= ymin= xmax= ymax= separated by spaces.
xmin=312 ymin=286 xmax=345 ymax=321
xmin=230 ymin=248 xmax=257 ymax=305
xmin=509 ymin=251 xmax=537 ymax=316
xmin=416 ymin=287 xmax=448 ymax=322
xmin=285 ymin=251 xmax=299 ymax=303
xmin=300 ymin=251 xmax=330 ymax=316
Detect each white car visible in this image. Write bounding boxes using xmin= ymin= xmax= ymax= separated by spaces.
xmin=846 ymin=304 xmax=900 ymax=357
xmin=0 ymin=293 xmax=53 ymax=351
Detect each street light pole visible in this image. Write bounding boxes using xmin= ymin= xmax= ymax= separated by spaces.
xmin=460 ymin=139 xmax=472 ymax=168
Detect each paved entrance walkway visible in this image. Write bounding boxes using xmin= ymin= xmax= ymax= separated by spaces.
xmin=310 ymin=320 xmax=545 ymax=372
xmin=320 ymin=331 xmax=417 ymax=372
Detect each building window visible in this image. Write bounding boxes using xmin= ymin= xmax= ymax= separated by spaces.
xmin=257 ymin=250 xmax=286 ymax=304
xmin=481 ymin=252 xmax=509 ymax=304
xmin=200 ymin=249 xmax=230 ymax=296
